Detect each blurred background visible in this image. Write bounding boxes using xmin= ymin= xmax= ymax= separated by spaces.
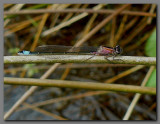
xmin=4 ymin=4 xmax=156 ymax=120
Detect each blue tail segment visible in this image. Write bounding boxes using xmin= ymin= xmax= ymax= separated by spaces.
xmin=18 ymin=51 xmax=31 ymax=55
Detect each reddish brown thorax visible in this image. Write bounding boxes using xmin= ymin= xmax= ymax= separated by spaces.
xmin=93 ymin=45 xmax=122 ymax=56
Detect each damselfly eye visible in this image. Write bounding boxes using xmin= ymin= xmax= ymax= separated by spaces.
xmin=115 ymin=45 xmax=122 ymax=54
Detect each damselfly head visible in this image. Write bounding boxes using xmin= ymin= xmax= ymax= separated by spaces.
xmin=114 ymin=45 xmax=123 ymax=54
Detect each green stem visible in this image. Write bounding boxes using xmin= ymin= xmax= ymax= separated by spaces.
xmin=4 ymin=77 xmax=156 ymax=95
xmin=4 ymin=55 xmax=156 ymax=65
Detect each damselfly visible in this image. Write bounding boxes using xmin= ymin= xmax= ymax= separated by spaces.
xmin=18 ymin=45 xmax=122 ymax=61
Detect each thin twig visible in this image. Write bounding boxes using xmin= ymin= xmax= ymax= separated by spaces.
xmin=110 ymin=17 xmax=116 ymax=46
xmin=22 ymin=103 xmax=68 ymax=120
xmin=4 ymin=9 xmax=156 ymax=17
xmin=114 ymin=14 xmax=128 ymax=45
xmin=4 ymin=64 xmax=135 ymax=73
xmin=4 ymin=55 xmax=156 ymax=66
xmin=4 ymin=77 xmax=156 ymax=95
xmin=147 ymin=4 xmax=156 ymax=24
xmin=104 ymin=65 xmax=145 ymax=83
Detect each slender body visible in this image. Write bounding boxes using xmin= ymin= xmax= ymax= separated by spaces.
xmin=18 ymin=45 xmax=122 ymax=57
